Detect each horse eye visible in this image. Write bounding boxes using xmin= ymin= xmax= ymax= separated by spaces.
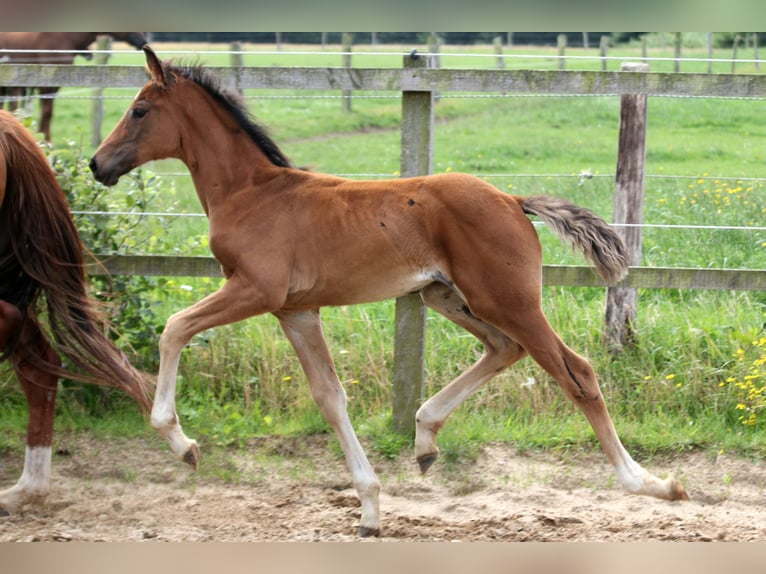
xmin=131 ymin=107 xmax=148 ymax=119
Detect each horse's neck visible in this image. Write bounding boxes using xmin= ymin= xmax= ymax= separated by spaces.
xmin=182 ymin=124 xmax=280 ymax=213
xmin=64 ymin=33 xmax=98 ymax=50
xmin=173 ymin=83 xmax=285 ymax=212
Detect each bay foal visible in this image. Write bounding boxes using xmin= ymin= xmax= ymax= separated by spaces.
xmin=90 ymin=46 xmax=687 ymax=536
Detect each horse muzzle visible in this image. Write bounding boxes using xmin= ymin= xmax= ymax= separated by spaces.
xmin=88 ymin=155 xmax=123 ymax=187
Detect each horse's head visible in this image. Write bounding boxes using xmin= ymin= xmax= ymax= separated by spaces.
xmin=90 ymin=45 xmax=181 ymax=187
xmin=107 ymin=32 xmax=148 ymax=50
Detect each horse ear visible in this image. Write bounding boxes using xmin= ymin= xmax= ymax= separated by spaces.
xmin=143 ymin=45 xmax=170 ymax=88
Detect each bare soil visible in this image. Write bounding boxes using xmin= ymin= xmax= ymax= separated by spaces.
xmin=1 ymin=433 xmax=765 ymax=542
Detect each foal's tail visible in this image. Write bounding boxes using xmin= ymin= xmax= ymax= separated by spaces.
xmin=518 ymin=195 xmax=628 ymax=284
xmin=0 ymin=111 xmax=153 ymax=413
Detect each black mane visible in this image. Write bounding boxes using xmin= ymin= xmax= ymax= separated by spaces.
xmin=168 ymin=61 xmax=293 ymax=169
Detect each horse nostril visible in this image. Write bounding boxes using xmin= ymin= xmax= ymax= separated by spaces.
xmin=88 ymin=157 xmax=97 ymax=173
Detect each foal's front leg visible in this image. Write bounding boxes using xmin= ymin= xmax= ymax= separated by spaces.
xmin=277 ymin=309 xmax=382 ymax=537
xmin=151 ymin=277 xmax=277 ymax=469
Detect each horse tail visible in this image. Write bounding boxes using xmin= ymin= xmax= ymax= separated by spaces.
xmin=0 ymin=112 xmax=152 ymax=413
xmin=518 ymin=195 xmax=628 ymax=284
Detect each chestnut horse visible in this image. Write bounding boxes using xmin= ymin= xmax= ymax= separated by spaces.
xmin=0 ymin=110 xmax=152 ymax=515
xmin=0 ymin=32 xmax=147 ymax=141
xmin=90 ymin=46 xmax=688 ymax=537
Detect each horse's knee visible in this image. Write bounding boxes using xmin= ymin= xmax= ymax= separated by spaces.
xmin=38 ymin=344 xmax=62 ymax=373
xmin=0 ymin=300 xmax=22 ymax=323
xmin=158 ymin=317 xmax=188 ymax=356
xmin=0 ymin=301 xmax=22 ymax=349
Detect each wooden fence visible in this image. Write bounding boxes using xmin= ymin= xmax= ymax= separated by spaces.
xmin=4 ymin=63 xmax=766 ymax=97
xmin=3 ymin=57 xmax=765 ymax=432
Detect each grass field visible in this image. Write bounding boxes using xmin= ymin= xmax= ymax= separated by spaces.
xmin=1 ymin=38 xmax=765 ymax=471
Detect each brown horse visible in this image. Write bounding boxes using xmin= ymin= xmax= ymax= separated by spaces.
xmin=0 ymin=32 xmax=147 ymax=141
xmin=0 ymin=110 xmax=152 ymax=515
xmin=90 ymin=46 xmax=688 ymax=537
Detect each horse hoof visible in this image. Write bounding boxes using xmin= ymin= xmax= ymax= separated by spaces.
xmin=182 ymin=442 xmax=200 ymax=471
xmin=358 ymin=526 xmax=381 ymax=538
xmin=417 ymin=453 xmax=438 ymax=475
xmin=671 ymin=479 xmax=689 ymax=501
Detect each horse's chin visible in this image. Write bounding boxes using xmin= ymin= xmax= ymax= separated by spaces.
xmin=89 ymin=157 xmax=127 ymax=187
xmin=89 ymin=169 xmax=120 ymax=187
xmin=96 ymin=172 xmax=123 ymax=187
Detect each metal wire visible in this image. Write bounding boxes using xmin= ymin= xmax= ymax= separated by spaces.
xmin=69 ymin=211 xmax=766 ymax=233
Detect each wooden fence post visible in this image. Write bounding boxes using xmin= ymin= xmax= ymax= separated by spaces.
xmin=605 ymin=62 xmax=649 ymax=352
xmin=558 ymin=34 xmax=567 ymax=70
xmin=342 ymin=33 xmax=353 ymax=112
xmin=493 ymin=36 xmax=505 ymax=69
xmin=428 ymin=34 xmax=441 ymax=69
xmin=731 ymin=34 xmax=741 ymax=74
xmin=600 ymin=35 xmax=609 ymax=71
xmin=428 ymin=34 xmax=441 ymax=102
xmin=229 ymin=42 xmax=244 ymax=96
xmin=392 ymin=51 xmax=433 ymax=435
xmin=90 ymin=35 xmax=111 ymax=147
xmin=642 ymin=35 xmax=648 ymax=63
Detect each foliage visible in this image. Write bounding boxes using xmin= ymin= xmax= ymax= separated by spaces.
xmin=728 ymin=336 xmax=766 ymax=427
xmin=47 ymin=136 xmax=171 ymax=360
xmin=42 ymin=134 xmax=174 ymax=410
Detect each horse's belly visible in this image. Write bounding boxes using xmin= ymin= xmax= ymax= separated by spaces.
xmin=284 ymin=270 xmax=435 ymax=309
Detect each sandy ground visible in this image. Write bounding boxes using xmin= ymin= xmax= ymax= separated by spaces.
xmin=1 ymin=432 xmax=765 ymax=542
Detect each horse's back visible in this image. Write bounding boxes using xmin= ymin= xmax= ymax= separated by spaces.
xmin=0 ymin=33 xmax=43 ymax=52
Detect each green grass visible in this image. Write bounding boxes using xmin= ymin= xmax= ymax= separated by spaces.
xmin=1 ymin=38 xmax=765 ymax=470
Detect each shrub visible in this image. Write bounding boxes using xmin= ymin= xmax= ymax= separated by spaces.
xmin=728 ymin=336 xmax=766 ymax=427
xmin=44 ymin=135 xmax=172 ymax=411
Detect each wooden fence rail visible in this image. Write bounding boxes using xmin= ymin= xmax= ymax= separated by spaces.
xmin=3 ymin=65 xmax=766 ymax=97
xmin=85 ymin=255 xmax=766 ymax=292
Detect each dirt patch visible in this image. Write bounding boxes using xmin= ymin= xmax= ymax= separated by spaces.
xmin=1 ymin=433 xmax=765 ymax=541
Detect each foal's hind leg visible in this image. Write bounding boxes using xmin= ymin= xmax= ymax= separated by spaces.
xmin=276 ymin=309 xmax=381 ymax=537
xmin=490 ymin=304 xmax=687 ymax=501
xmin=0 ymin=300 xmax=20 ymax=349
xmin=0 ymin=306 xmax=60 ymax=514
xmin=415 ymin=283 xmax=527 ymax=473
